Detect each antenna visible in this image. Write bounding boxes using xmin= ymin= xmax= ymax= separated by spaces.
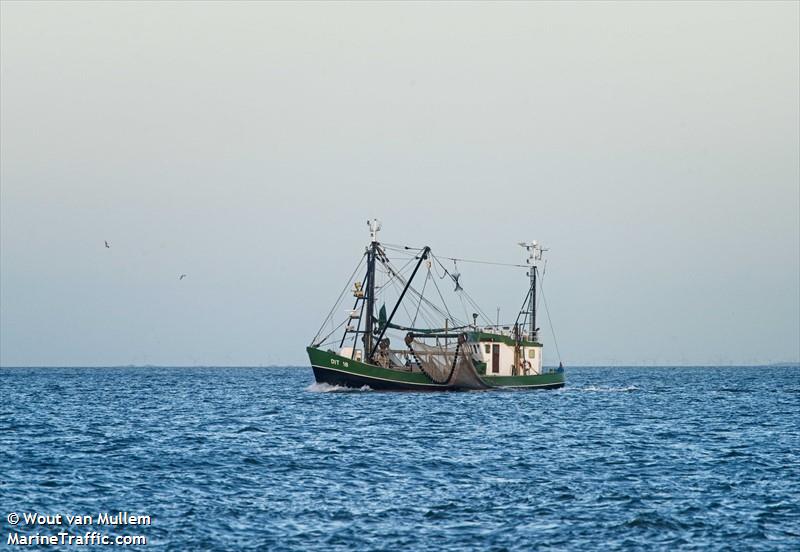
xmin=367 ymin=219 xmax=382 ymax=243
xmin=518 ymin=240 xmax=548 ymax=265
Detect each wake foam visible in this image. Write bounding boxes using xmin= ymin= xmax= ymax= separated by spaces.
xmin=305 ymin=382 xmax=373 ymax=393
xmin=578 ymin=385 xmax=640 ymax=392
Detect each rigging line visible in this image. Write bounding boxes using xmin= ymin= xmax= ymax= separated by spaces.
xmin=429 ymin=253 xmax=479 ymax=325
xmin=316 ymin=318 xmax=349 ymax=348
xmin=396 ymin=278 xmax=417 ymax=324
xmin=412 ymin=270 xmax=455 ymax=325
xmin=401 ymin=271 xmax=438 ymax=331
xmin=420 ymin=290 xmax=447 ymax=329
xmin=403 ymin=275 xmax=450 ymax=322
xmin=378 ymin=242 xmax=417 ymax=255
xmin=471 ymin=300 xmax=494 ymax=327
xmin=418 ymin=296 xmax=439 ymax=329
xmin=311 ymin=252 xmax=367 ymax=344
xmin=380 ymin=246 xmax=424 ymax=273
xmin=513 ymin=286 xmax=533 ymax=330
xmin=430 ymin=253 xmax=457 ymax=283
xmin=380 ymin=252 xmax=420 ymax=263
xmin=379 ymin=247 xmax=419 ymax=257
xmin=536 ymin=259 xmax=549 ymax=320
xmin=389 ymin=249 xmax=516 ymax=327
xmin=388 ymin=275 xmax=417 ymax=330
xmin=380 ymin=254 xmax=452 ymax=322
xmin=429 ymin=252 xmax=449 ymax=273
xmin=459 ymin=287 xmax=494 ymax=326
xmin=433 ymin=251 xmax=492 ymax=326
xmin=428 ymin=265 xmax=458 ymax=324
xmin=538 ymin=275 xmax=563 ymax=364
xmin=429 ymin=254 xmax=450 ymax=280
xmin=377 ymin=254 xmax=415 ymax=318
xmin=380 ymin=242 xmax=420 ymax=251
xmin=437 ymin=256 xmax=527 ymax=268
xmin=457 ymin=291 xmax=470 ymax=326
xmin=384 ymin=275 xmax=447 ymax=345
xmin=430 ymin=255 xmax=470 ymax=321
xmin=378 ymin=254 xmax=416 ymax=293
xmin=382 ymin=256 xmax=419 ymax=265
xmin=413 ymin=268 xmax=430 ymax=327
xmin=379 ymin=246 xmax=427 ymax=263
xmin=385 ymin=243 xmax=528 ymax=268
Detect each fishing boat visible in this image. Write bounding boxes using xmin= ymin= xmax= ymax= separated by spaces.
xmin=307 ymin=220 xmax=565 ymax=391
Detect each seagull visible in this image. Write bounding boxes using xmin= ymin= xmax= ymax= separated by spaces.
xmin=179 ymin=274 xmax=187 ymax=280
xmin=104 ymin=240 xmax=110 ymax=248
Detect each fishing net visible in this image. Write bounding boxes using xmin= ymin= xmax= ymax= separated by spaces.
xmin=407 ymin=338 xmax=489 ymax=390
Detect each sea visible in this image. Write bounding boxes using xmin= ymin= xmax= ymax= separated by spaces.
xmin=1 ymin=366 xmax=798 ymax=551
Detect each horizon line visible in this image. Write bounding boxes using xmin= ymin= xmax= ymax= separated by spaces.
xmin=1 ymin=363 xmax=798 ymax=369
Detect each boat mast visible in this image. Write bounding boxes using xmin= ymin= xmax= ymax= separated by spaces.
xmin=364 ymin=219 xmax=381 ymax=358
xmin=519 ymin=240 xmax=546 ymax=341
xmin=530 ymin=263 xmax=537 ymax=339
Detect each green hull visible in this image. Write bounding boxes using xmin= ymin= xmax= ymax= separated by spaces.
xmin=307 ymin=347 xmax=565 ymax=391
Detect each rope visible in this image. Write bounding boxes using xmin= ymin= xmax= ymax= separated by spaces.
xmin=311 ymin=252 xmax=367 ymax=345
xmin=382 ymin=243 xmax=528 ymax=268
xmin=457 ymin=291 xmax=470 ymax=326
xmin=429 ymin=267 xmax=457 ymax=324
xmin=387 ymin=275 xmax=417 ymax=331
xmin=315 ymin=318 xmax=349 ymax=348
xmin=412 ymin=269 xmax=430 ymax=327
xmin=380 ymin=255 xmax=452 ymax=323
xmin=460 ymin=288 xmax=494 ymax=327
xmin=375 ymin=252 xmax=416 ymax=297
xmin=538 ymin=274 xmax=563 ymax=365
xmin=437 ymin=255 xmax=527 ymax=268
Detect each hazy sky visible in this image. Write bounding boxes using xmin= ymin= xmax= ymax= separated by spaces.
xmin=1 ymin=1 xmax=798 ymax=366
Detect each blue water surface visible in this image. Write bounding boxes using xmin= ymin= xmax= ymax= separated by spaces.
xmin=1 ymin=366 xmax=799 ymax=550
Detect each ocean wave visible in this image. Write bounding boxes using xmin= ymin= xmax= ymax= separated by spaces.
xmin=236 ymin=425 xmax=267 ymax=434
xmin=305 ymin=382 xmax=373 ymax=393
xmin=4 ymin=366 xmax=798 ymax=551
xmin=577 ymin=385 xmax=640 ymax=392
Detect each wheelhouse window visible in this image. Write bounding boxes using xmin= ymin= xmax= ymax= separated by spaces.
xmin=484 ymin=344 xmax=490 ymax=354
xmin=529 ymin=349 xmax=536 ymax=358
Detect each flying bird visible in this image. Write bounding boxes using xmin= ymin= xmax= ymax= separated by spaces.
xmin=104 ymin=241 xmax=110 ymax=248
xmin=179 ymin=274 xmax=187 ymax=280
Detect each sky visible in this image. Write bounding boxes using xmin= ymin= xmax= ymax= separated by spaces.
xmin=1 ymin=1 xmax=798 ymax=366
